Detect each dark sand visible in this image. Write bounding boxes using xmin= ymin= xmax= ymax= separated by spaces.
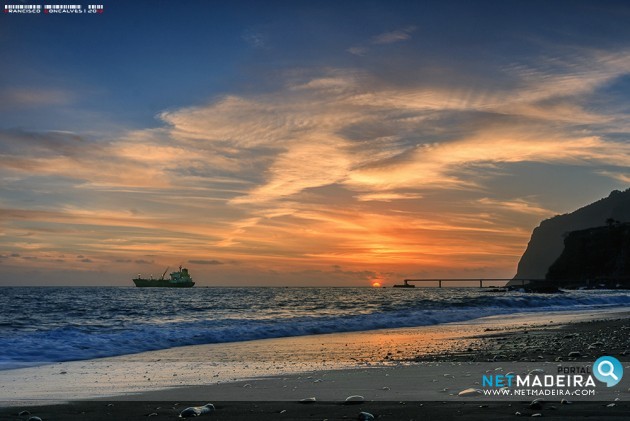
xmin=1 ymin=312 xmax=629 ymax=420
xmin=1 ymin=400 xmax=629 ymax=421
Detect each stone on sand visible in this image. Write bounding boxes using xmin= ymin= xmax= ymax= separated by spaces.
xmin=179 ymin=403 xmax=215 ymax=418
xmin=358 ymin=411 xmax=375 ymax=420
xmin=345 ymin=395 xmax=365 ymax=404
xmin=457 ymin=388 xmax=482 ymax=397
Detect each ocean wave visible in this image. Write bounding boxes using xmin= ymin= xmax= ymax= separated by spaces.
xmin=0 ymin=288 xmax=629 ymax=369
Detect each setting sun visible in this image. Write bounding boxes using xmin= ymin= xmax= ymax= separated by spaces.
xmin=371 ymin=282 xmax=382 ymax=288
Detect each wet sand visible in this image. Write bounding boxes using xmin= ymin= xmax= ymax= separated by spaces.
xmin=1 ymin=309 xmax=629 ymax=419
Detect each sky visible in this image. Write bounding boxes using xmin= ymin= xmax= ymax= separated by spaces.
xmin=1 ymin=0 xmax=630 ymax=286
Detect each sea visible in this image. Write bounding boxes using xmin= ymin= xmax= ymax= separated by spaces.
xmin=1 ymin=287 xmax=629 ymax=370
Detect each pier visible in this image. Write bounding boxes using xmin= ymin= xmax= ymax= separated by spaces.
xmin=395 ymin=278 xmax=547 ymax=289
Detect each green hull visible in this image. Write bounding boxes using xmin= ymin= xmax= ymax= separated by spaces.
xmin=133 ymin=279 xmax=195 ymax=288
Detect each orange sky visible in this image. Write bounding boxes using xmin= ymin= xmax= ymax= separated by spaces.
xmin=2 ymin=3 xmax=630 ymax=285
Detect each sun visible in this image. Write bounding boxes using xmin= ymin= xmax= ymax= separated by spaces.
xmin=371 ymin=281 xmax=382 ymax=288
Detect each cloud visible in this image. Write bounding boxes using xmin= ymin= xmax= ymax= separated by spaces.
xmin=0 ymin=88 xmax=75 ymax=110
xmin=371 ymin=26 xmax=417 ymax=45
xmin=347 ymin=26 xmax=417 ymax=56
xmin=188 ymin=259 xmax=223 ymax=265
xmin=3 ymin=47 xmax=630 ymax=282
xmin=153 ymin=51 xmax=630 ymax=205
xmin=347 ymin=46 xmax=368 ymax=56
xmin=242 ymin=29 xmax=266 ymax=48
xmin=355 ymin=192 xmax=424 ymax=202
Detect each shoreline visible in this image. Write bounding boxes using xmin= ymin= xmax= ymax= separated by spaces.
xmin=1 ymin=308 xmax=629 ymax=415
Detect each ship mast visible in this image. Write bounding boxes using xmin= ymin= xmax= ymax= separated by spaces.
xmin=160 ymin=266 xmax=169 ymax=280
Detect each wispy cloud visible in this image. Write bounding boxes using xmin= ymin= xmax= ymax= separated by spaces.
xmin=371 ymin=26 xmax=417 ymax=45
xmin=189 ymin=259 xmax=223 ymax=265
xmin=0 ymin=88 xmax=75 ymax=110
xmin=2 ymin=47 xmax=630 ymax=283
xmin=242 ymin=29 xmax=267 ymax=48
xmin=347 ymin=46 xmax=368 ymax=56
xmin=347 ymin=26 xmax=417 ymax=56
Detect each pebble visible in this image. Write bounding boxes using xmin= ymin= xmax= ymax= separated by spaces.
xmin=147 ymin=413 xmax=158 ymax=417
xmin=27 ymin=417 xmax=42 ymax=421
xmin=529 ymin=399 xmax=544 ymax=410
xmin=515 ymin=411 xmax=522 ymax=416
xmin=458 ymin=388 xmax=482 ymax=397
xmin=299 ymin=397 xmax=317 ymax=403
xmin=531 ymin=414 xmax=542 ymax=417
xmin=606 ymin=403 xmax=616 ymax=407
xmin=568 ymin=351 xmax=581 ymax=357
xmin=345 ymin=395 xmax=365 ymax=404
xmin=358 ymin=412 xmax=375 ymax=421
xmin=18 ymin=411 xmax=30 ymax=416
xmin=179 ymin=403 xmax=215 ymax=418
xmin=560 ymin=399 xmax=572 ymax=405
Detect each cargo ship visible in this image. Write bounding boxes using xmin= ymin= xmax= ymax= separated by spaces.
xmin=133 ymin=266 xmax=195 ymax=287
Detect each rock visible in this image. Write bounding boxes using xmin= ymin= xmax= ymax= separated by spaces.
xmin=345 ymin=395 xmax=365 ymax=404
xmin=568 ymin=351 xmax=581 ymax=358
xmin=299 ymin=397 xmax=317 ymax=403
xmin=531 ymin=414 xmax=542 ymax=418
xmin=147 ymin=413 xmax=158 ymax=417
xmin=179 ymin=403 xmax=215 ymax=418
xmin=358 ymin=412 xmax=375 ymax=421
xmin=18 ymin=411 xmax=30 ymax=416
xmin=606 ymin=403 xmax=616 ymax=407
xmin=529 ymin=399 xmax=544 ymax=410
xmin=512 ymin=189 xmax=630 ymax=281
xmin=458 ymin=388 xmax=482 ymax=397
xmin=515 ymin=411 xmax=522 ymax=416
xmin=27 ymin=417 xmax=42 ymax=421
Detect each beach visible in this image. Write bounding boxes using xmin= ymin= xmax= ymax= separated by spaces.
xmin=1 ymin=308 xmax=629 ymax=420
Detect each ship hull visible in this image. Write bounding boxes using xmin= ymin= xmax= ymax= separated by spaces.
xmin=133 ymin=279 xmax=195 ymax=288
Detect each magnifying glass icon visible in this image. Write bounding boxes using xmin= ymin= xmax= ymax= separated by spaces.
xmin=598 ymin=360 xmax=619 ymax=380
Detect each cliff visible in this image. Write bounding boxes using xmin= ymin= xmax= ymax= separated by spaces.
xmin=546 ymin=223 xmax=630 ymax=288
xmin=513 ymin=189 xmax=630 ymax=281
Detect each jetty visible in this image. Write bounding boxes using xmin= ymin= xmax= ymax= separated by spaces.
xmin=394 ymin=278 xmax=554 ymax=291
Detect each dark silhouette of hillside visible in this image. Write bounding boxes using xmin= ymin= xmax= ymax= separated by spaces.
xmin=546 ymin=223 xmax=630 ymax=288
xmin=512 ymin=189 xmax=630 ymax=283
